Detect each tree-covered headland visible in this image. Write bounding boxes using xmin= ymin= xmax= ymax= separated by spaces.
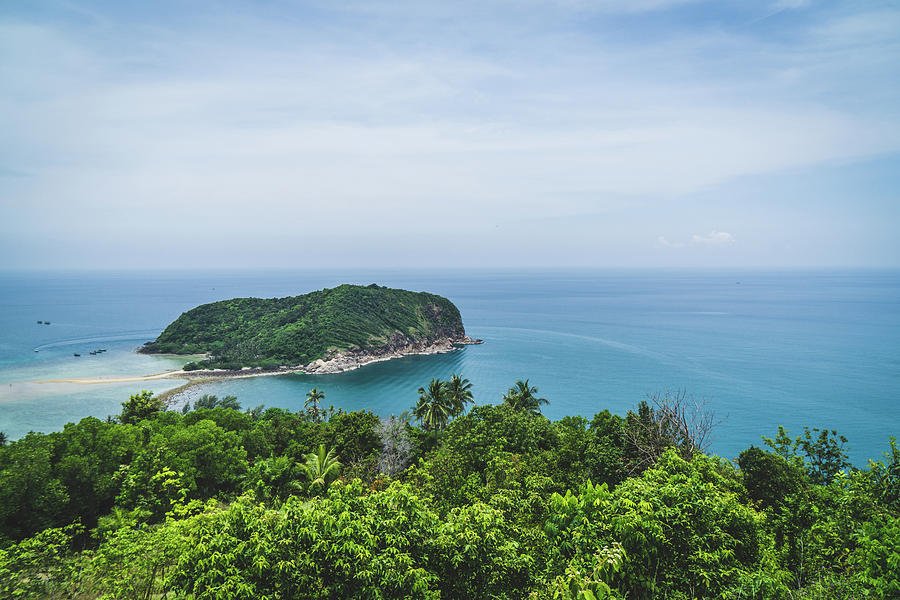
xmin=139 ymin=284 xmax=471 ymax=370
xmin=1 ymin=382 xmax=898 ymax=599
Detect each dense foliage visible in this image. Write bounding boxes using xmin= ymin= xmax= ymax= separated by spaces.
xmin=1 ymin=385 xmax=898 ymax=599
xmin=140 ymin=284 xmax=466 ymax=369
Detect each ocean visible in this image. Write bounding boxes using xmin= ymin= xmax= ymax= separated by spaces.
xmin=1 ymin=269 xmax=897 ymax=464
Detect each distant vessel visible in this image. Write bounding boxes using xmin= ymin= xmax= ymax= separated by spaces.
xmin=37 ymin=320 xmax=43 ymax=324
xmin=44 ymin=322 xmax=50 ymax=325
xmin=73 ymin=353 xmax=80 ymax=357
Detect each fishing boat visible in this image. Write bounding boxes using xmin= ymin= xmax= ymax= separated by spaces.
xmin=73 ymin=353 xmax=80 ymax=357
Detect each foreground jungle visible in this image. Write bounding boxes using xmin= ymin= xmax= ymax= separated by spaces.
xmin=1 ymin=379 xmax=898 ymax=599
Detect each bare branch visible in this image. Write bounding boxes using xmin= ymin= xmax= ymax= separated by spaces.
xmin=623 ymin=389 xmax=722 ymax=473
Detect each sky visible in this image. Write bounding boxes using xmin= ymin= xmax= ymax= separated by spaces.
xmin=1 ymin=0 xmax=899 ymax=269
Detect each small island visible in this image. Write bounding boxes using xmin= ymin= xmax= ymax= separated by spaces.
xmin=139 ymin=283 xmax=481 ymax=374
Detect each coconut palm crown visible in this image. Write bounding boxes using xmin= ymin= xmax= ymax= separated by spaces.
xmin=446 ymin=373 xmax=474 ymax=417
xmin=502 ymin=379 xmax=549 ymax=415
xmin=305 ymin=388 xmax=325 ymax=423
xmin=301 ymin=444 xmax=341 ymax=491
xmin=414 ymin=378 xmax=452 ymax=445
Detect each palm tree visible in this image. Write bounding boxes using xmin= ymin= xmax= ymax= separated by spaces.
xmin=414 ymin=378 xmax=452 ymax=447
xmin=502 ymin=379 xmax=549 ymax=415
xmin=305 ymin=388 xmax=325 ymax=423
xmin=301 ymin=444 xmax=341 ymax=491
xmin=446 ymin=373 xmax=474 ymax=417
xmin=0 ymin=431 xmax=6 ymax=446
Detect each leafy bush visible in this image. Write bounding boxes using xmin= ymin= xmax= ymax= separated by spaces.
xmin=0 ymin=390 xmax=897 ymax=600
xmin=545 ymin=450 xmax=781 ymax=600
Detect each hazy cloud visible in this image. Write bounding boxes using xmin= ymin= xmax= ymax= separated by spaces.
xmin=657 ymin=236 xmax=686 ymax=249
xmin=692 ymin=231 xmax=736 ymax=246
xmin=1 ymin=1 xmax=898 ymax=269
xmin=772 ymin=0 xmax=811 ymax=10
xmin=658 ymin=231 xmax=735 ymax=249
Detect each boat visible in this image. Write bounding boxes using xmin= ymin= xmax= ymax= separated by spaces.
xmin=44 ymin=322 xmax=50 ymax=325
xmin=37 ymin=320 xmax=43 ymax=324
xmin=73 ymin=353 xmax=80 ymax=357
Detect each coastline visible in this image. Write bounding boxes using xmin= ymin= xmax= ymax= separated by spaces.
xmin=31 ymin=335 xmax=484 ymax=387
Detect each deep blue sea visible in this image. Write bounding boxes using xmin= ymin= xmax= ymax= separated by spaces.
xmin=1 ymin=269 xmax=898 ymax=464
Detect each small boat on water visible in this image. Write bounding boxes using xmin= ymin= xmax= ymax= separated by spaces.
xmin=37 ymin=320 xmax=43 ymax=324
xmin=44 ymin=322 xmax=50 ymax=325
xmin=73 ymin=353 xmax=80 ymax=357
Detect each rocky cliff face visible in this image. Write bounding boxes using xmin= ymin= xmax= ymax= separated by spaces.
xmin=303 ymin=333 xmax=482 ymax=374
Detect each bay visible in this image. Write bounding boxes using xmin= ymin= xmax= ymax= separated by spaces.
xmin=1 ymin=269 xmax=897 ymax=464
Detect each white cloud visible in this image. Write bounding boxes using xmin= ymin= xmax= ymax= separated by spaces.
xmin=658 ymin=231 xmax=735 ymax=249
xmin=692 ymin=231 xmax=736 ymax=245
xmin=1 ymin=2 xmax=898 ymax=268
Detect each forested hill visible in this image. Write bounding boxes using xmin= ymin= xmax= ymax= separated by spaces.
xmin=1 ymin=385 xmax=898 ymax=599
xmin=139 ymin=284 xmax=468 ymax=370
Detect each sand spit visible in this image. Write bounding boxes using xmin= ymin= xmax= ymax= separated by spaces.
xmin=31 ymin=336 xmax=484 ymax=386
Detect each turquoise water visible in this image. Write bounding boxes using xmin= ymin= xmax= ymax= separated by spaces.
xmin=1 ymin=269 xmax=898 ymax=464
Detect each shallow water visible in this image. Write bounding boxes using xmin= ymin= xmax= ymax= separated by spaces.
xmin=1 ymin=269 xmax=898 ymax=464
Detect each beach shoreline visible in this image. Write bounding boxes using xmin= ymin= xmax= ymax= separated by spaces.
xmin=31 ymin=336 xmax=484 ymax=387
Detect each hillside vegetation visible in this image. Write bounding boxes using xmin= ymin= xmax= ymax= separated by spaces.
xmin=140 ymin=284 xmax=466 ymax=370
xmin=1 ymin=384 xmax=898 ymax=599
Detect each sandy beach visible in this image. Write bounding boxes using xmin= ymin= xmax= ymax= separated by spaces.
xmin=33 ymin=371 xmax=182 ymax=385
xmin=30 ymin=336 xmax=483 ymax=387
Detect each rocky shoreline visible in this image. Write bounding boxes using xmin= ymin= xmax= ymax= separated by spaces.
xmin=304 ymin=334 xmax=483 ymax=374
xmin=163 ymin=334 xmax=484 ymax=380
xmin=29 ymin=335 xmax=485 ymax=411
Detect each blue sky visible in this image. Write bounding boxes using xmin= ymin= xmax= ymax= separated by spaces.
xmin=1 ymin=0 xmax=898 ymax=269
